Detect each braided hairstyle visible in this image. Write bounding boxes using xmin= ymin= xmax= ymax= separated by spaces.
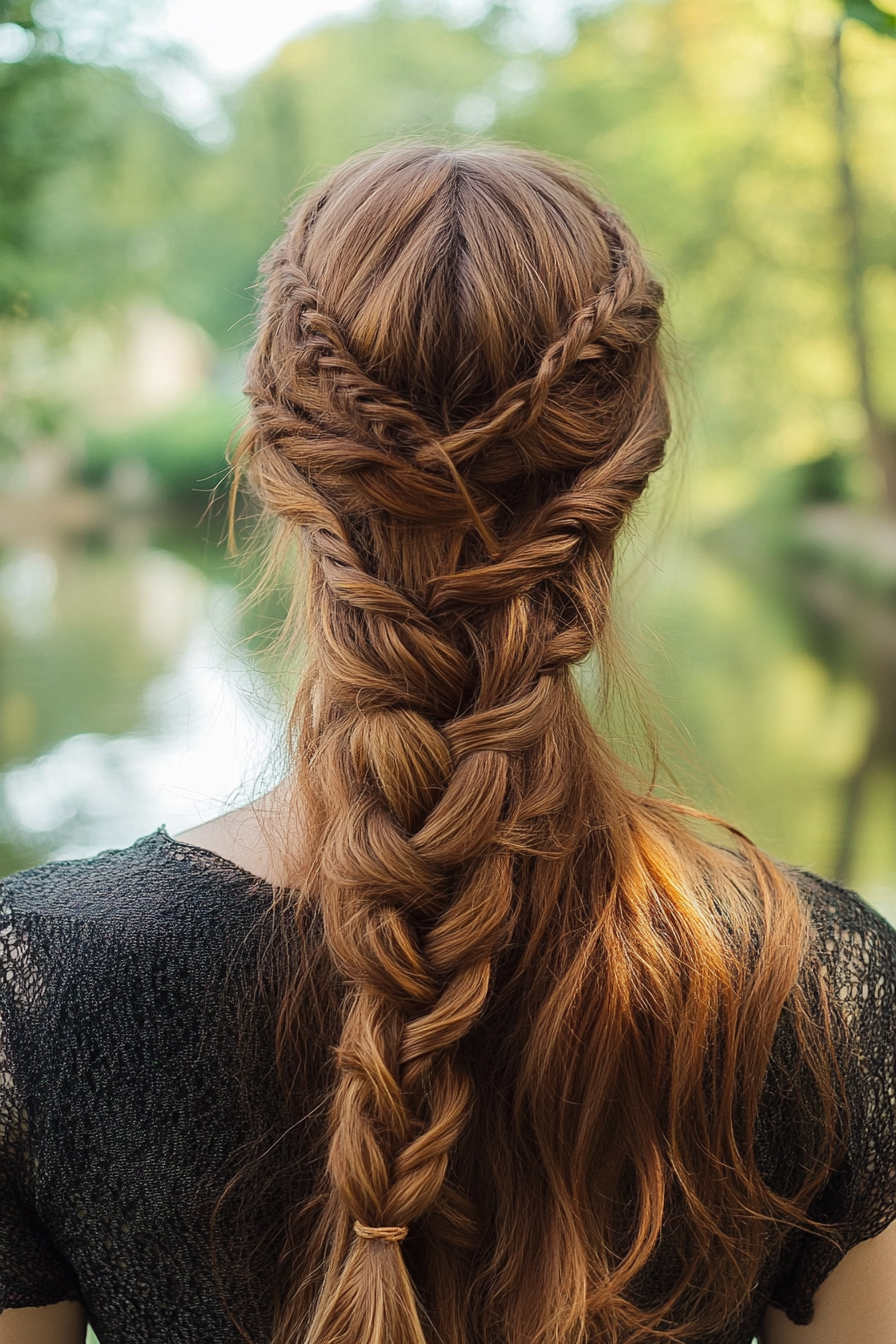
xmin=238 ymin=146 xmax=841 ymax=1344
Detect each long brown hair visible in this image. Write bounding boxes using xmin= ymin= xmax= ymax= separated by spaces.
xmin=237 ymin=144 xmax=841 ymax=1344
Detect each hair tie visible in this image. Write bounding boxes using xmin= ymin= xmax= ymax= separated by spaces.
xmin=353 ymin=1221 xmax=408 ymax=1242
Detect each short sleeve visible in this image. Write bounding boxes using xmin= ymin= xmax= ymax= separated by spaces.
xmin=769 ymin=875 xmax=896 ymax=1324
xmin=0 ymin=890 xmax=81 ymax=1311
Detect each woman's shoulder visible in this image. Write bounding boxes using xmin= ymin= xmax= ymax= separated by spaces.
xmin=790 ymin=865 xmax=896 ymax=1001
xmin=764 ymin=867 xmax=896 ymax=1322
xmin=0 ymin=829 xmax=269 ymax=977
xmin=0 ymin=832 xmax=274 ymax=1094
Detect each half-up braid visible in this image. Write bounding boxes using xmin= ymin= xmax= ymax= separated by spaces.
xmin=237 ymin=145 xmax=842 ymax=1344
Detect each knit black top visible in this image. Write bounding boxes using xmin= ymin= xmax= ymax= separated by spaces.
xmin=1 ymin=830 xmax=895 ymax=1343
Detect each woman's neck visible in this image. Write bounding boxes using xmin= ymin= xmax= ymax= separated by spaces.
xmin=174 ymin=780 xmax=296 ymax=886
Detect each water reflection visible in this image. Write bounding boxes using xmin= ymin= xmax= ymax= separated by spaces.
xmin=620 ymin=539 xmax=896 ymax=924
xmin=0 ymin=536 xmax=281 ymax=870
xmin=798 ymin=568 xmax=896 ymax=914
xmin=0 ymin=551 xmax=58 ymax=641
xmin=0 ymin=520 xmax=894 ymax=928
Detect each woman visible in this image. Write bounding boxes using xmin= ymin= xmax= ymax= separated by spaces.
xmin=1 ymin=144 xmax=895 ymax=1344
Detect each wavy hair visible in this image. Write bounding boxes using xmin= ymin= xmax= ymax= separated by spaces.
xmin=236 ymin=144 xmax=841 ymax=1344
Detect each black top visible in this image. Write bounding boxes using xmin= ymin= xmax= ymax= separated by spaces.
xmin=1 ymin=830 xmax=895 ymax=1343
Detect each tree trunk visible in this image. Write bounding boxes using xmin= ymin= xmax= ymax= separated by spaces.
xmin=833 ymin=23 xmax=896 ymax=511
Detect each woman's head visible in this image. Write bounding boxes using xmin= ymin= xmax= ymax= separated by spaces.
xmin=244 ymin=143 xmax=669 ymax=607
xmin=236 ymin=145 xmax=839 ymax=1344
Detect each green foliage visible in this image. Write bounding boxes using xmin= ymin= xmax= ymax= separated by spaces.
xmin=83 ymin=393 xmax=242 ymax=496
xmin=844 ymin=0 xmax=896 ymax=37
xmin=494 ymin=0 xmax=896 ymax=519
xmin=0 ymin=6 xmax=201 ymax=320
xmin=0 ymin=0 xmax=36 ymax=27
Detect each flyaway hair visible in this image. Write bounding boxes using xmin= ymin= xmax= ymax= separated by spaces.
xmin=235 ymin=144 xmax=843 ymax=1344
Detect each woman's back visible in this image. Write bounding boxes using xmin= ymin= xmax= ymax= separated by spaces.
xmin=0 ymin=833 xmax=277 ymax=1341
xmin=2 ymin=830 xmax=896 ymax=1342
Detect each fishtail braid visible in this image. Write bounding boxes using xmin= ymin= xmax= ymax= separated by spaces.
xmin=253 ymin=249 xmax=501 ymax=547
xmin=417 ymin=205 xmax=664 ymax=485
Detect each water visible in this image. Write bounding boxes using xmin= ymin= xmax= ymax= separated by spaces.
xmin=0 ymin=522 xmax=282 ymax=876
xmin=1 ymin=512 xmax=894 ymax=926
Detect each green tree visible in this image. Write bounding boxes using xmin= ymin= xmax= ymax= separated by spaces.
xmin=495 ymin=0 xmax=896 ymax=520
xmin=164 ymin=5 xmax=505 ymax=344
xmin=0 ymin=1 xmax=201 ymax=321
xmin=0 ymin=0 xmax=204 ymax=461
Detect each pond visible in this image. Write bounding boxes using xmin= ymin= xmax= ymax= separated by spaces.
xmin=1 ymin=506 xmax=895 ymax=928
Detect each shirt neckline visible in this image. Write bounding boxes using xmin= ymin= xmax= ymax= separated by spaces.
xmin=154 ymin=825 xmax=276 ymax=892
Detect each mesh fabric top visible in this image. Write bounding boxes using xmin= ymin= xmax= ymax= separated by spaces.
xmin=0 ymin=829 xmax=895 ymax=1343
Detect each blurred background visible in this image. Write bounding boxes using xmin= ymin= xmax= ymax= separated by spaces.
xmin=1 ymin=0 xmax=895 ymax=919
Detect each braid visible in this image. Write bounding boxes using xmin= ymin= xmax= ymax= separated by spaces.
xmin=419 ymin=205 xmax=663 ymax=484
xmin=248 ymin=232 xmax=665 ymax=1341
xmin=239 ymin=145 xmax=842 ymax=1344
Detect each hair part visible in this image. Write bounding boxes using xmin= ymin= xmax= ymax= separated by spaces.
xmin=235 ymin=143 xmax=843 ymax=1344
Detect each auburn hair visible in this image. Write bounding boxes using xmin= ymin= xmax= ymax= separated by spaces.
xmin=236 ymin=144 xmax=842 ymax=1344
